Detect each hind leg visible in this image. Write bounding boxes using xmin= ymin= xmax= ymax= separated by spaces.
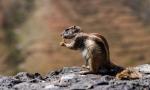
xmin=81 ymin=59 xmax=90 ymax=70
xmin=80 ymin=59 xmax=99 ymax=75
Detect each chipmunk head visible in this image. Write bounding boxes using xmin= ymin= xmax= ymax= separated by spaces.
xmin=61 ymin=26 xmax=82 ymax=39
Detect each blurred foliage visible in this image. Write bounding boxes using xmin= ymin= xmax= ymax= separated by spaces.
xmin=124 ymin=0 xmax=150 ymax=24
xmin=3 ymin=0 xmax=34 ymax=29
xmin=0 ymin=0 xmax=35 ymax=75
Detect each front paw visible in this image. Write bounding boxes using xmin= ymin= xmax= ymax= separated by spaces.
xmin=60 ymin=42 xmax=65 ymax=46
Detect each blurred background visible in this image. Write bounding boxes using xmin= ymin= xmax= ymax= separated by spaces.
xmin=0 ymin=0 xmax=150 ymax=75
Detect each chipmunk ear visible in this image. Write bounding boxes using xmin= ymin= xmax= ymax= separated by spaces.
xmin=74 ymin=26 xmax=82 ymax=32
xmin=75 ymin=26 xmax=81 ymax=29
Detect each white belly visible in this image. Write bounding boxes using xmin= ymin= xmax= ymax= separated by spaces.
xmin=82 ymin=48 xmax=88 ymax=57
xmin=82 ymin=40 xmax=96 ymax=60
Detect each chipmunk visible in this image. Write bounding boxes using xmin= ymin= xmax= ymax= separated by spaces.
xmin=60 ymin=26 xmax=124 ymax=75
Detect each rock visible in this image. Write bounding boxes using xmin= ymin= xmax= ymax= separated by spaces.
xmin=0 ymin=76 xmax=21 ymax=88
xmin=135 ymin=64 xmax=150 ymax=74
xmin=0 ymin=65 xmax=150 ymax=90
xmin=44 ymin=84 xmax=59 ymax=90
xmin=14 ymin=72 xmax=44 ymax=83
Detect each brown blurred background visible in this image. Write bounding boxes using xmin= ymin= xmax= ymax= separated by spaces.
xmin=0 ymin=0 xmax=150 ymax=75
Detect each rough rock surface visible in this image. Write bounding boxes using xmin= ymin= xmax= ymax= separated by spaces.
xmin=0 ymin=64 xmax=150 ymax=90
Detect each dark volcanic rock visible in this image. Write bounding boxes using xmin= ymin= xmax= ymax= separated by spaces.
xmin=14 ymin=72 xmax=44 ymax=83
xmin=0 ymin=65 xmax=150 ymax=90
